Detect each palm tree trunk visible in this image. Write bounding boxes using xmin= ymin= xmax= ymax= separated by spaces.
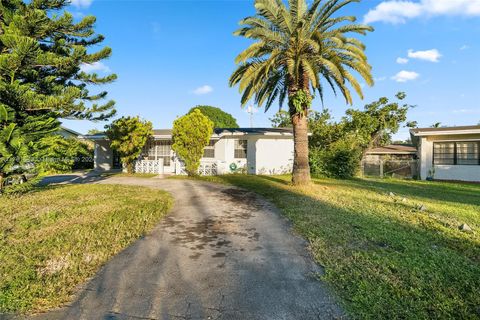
xmin=291 ymin=113 xmax=311 ymax=185
xmin=0 ymin=172 xmax=4 ymax=191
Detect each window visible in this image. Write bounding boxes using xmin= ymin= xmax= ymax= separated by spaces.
xmin=433 ymin=142 xmax=455 ymax=165
xmin=457 ymin=142 xmax=479 ymax=165
xmin=234 ymin=139 xmax=247 ymax=159
xmin=203 ymin=140 xmax=216 ymax=158
xmin=433 ymin=141 xmax=480 ymax=165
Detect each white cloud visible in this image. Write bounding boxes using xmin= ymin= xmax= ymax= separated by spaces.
xmin=391 ymin=70 xmax=420 ymax=82
xmin=374 ymin=76 xmax=387 ymax=82
xmin=192 ymin=85 xmax=213 ymax=95
xmin=407 ymin=49 xmax=441 ymax=62
xmin=396 ymin=57 xmax=409 ymax=64
xmin=364 ymin=1 xmax=422 ymax=24
xmin=460 ymin=45 xmax=470 ymax=50
xmin=364 ymin=0 xmax=480 ymax=24
xmin=70 ymin=0 xmax=93 ymax=8
xmin=80 ymin=62 xmax=110 ymax=73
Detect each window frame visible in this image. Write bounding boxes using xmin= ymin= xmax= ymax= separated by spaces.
xmin=234 ymin=139 xmax=248 ymax=159
xmin=203 ymin=140 xmax=216 ymax=159
xmin=433 ymin=141 xmax=480 ymax=166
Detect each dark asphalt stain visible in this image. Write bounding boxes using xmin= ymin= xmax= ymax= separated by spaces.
xmin=212 ymin=252 xmax=226 ymax=258
xmin=189 ymin=252 xmax=202 ymax=260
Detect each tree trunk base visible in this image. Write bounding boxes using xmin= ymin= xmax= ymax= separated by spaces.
xmin=292 ymin=167 xmax=311 ymax=186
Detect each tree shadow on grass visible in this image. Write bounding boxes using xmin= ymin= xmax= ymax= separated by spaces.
xmin=215 ymin=175 xmax=480 ymax=319
xmin=344 ymin=177 xmax=480 ymax=207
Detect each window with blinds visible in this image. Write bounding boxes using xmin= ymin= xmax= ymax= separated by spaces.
xmin=203 ymin=140 xmax=216 ymax=158
xmin=433 ymin=141 xmax=480 ymax=165
xmin=433 ymin=142 xmax=455 ymax=165
xmin=457 ymin=142 xmax=479 ymax=165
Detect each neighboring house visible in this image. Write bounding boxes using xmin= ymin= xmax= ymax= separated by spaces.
xmin=364 ymin=144 xmax=418 ymax=161
xmin=410 ymin=125 xmax=480 ymax=182
xmin=56 ymin=126 xmax=82 ymax=139
xmin=86 ymin=128 xmax=295 ymax=175
xmin=362 ymin=144 xmax=418 ymax=178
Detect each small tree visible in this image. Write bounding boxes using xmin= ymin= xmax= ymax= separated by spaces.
xmin=188 ymin=106 xmax=238 ymax=128
xmin=106 ymin=117 xmax=153 ymax=174
xmin=172 ymin=109 xmax=214 ymax=176
xmin=32 ymin=135 xmax=92 ymax=174
xmin=270 ymin=110 xmax=292 ymax=128
xmin=0 ymin=105 xmax=28 ymax=191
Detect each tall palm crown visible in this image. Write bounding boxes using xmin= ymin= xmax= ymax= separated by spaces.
xmin=230 ymin=0 xmax=373 ymax=185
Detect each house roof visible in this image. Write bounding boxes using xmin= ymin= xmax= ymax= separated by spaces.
xmin=58 ymin=126 xmax=82 ymax=137
xmin=153 ymin=129 xmax=173 ymax=136
xmin=410 ymin=125 xmax=480 ymax=136
xmin=84 ymin=127 xmax=294 ymax=140
xmin=213 ymin=127 xmax=293 ymax=135
xmin=366 ymin=144 xmax=417 ymax=155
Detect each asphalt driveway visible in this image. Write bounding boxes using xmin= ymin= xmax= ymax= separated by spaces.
xmin=34 ymin=176 xmax=344 ymax=319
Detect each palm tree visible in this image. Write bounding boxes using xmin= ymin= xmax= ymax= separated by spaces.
xmin=230 ymin=0 xmax=373 ymax=185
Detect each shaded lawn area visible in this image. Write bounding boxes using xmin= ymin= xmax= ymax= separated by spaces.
xmin=0 ymin=184 xmax=172 ymax=314
xmin=100 ymin=172 xmax=159 ymax=178
xmin=195 ymin=175 xmax=480 ymax=319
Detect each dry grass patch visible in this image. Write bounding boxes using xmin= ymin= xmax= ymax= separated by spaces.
xmin=0 ymin=184 xmax=172 ymax=314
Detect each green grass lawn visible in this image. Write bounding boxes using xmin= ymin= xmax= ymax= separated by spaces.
xmin=194 ymin=175 xmax=480 ymax=319
xmin=0 ymin=184 xmax=172 ymax=314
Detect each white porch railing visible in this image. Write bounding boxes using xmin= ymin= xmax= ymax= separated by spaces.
xmin=175 ymin=159 xmax=219 ymax=176
xmin=133 ymin=159 xmax=164 ymax=174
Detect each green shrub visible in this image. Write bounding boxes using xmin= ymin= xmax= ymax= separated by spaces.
xmin=32 ymin=136 xmax=93 ymax=175
xmin=310 ymin=139 xmax=361 ymax=178
xmin=2 ymin=177 xmax=41 ymax=196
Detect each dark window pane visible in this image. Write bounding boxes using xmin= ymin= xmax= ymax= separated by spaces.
xmin=433 ymin=142 xmax=455 ymax=165
xmin=234 ymin=140 xmax=247 ymax=159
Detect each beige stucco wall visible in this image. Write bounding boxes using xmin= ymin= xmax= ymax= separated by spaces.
xmin=419 ymin=133 xmax=480 ymax=182
xmin=94 ymin=140 xmax=113 ymax=171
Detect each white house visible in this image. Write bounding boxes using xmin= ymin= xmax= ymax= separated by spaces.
xmin=410 ymin=125 xmax=480 ymax=182
xmin=86 ymin=128 xmax=295 ymax=175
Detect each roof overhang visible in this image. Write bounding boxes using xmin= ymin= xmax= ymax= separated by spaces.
xmin=83 ymin=128 xmax=302 ymax=141
xmin=80 ymin=134 xmax=108 ymax=140
xmin=410 ymin=126 xmax=480 ymax=137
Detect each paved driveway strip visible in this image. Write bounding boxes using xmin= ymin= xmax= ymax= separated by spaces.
xmin=35 ymin=176 xmax=344 ymax=320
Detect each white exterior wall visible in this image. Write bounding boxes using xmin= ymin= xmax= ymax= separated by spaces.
xmin=418 ymin=135 xmax=480 ymax=182
xmin=434 ymin=165 xmax=480 ymax=182
xmin=213 ymin=136 xmax=293 ymax=174
xmin=213 ymin=137 xmax=248 ymax=174
xmin=419 ymin=137 xmax=433 ymax=180
xmin=94 ymin=140 xmax=113 ymax=171
xmin=92 ymin=133 xmax=295 ymax=175
xmin=254 ymin=138 xmax=294 ymax=174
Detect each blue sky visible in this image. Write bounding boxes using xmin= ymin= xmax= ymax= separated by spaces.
xmin=63 ymin=0 xmax=480 ymax=140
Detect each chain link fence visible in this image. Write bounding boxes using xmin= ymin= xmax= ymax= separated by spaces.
xmin=361 ymin=159 xmax=419 ymax=179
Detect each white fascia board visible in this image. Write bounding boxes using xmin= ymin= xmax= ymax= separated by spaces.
xmin=411 ymin=129 xmax=480 ymax=137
